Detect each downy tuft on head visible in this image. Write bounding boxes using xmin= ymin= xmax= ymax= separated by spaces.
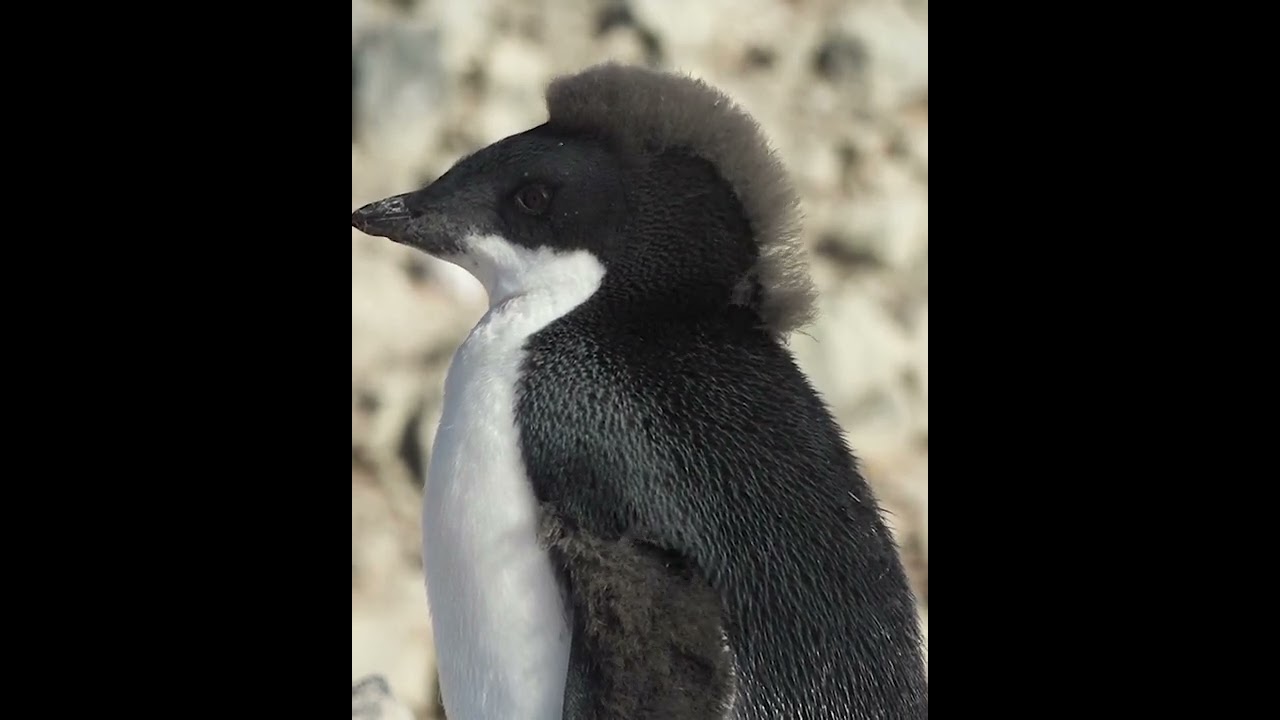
xmin=352 ymin=62 xmax=817 ymax=335
xmin=545 ymin=63 xmax=816 ymax=335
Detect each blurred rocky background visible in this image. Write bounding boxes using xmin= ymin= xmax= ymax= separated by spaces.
xmin=352 ymin=0 xmax=927 ymax=716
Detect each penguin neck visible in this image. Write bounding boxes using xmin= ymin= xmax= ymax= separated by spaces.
xmin=455 ymin=235 xmax=607 ymax=316
xmin=453 ymin=233 xmax=763 ymax=333
xmin=595 ymin=225 xmax=760 ymax=328
xmin=593 ymin=270 xmax=764 ymax=333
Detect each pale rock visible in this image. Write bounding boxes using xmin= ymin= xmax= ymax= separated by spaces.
xmin=902 ymin=105 xmax=929 ymax=169
xmin=350 ymin=240 xmax=459 ymax=380
xmin=352 ymin=476 xmax=436 ymax=716
xmin=352 ymin=675 xmax=415 ymax=720
xmin=596 ymin=26 xmax=651 ymax=67
xmin=914 ymin=304 xmax=928 ymax=406
xmin=488 ymin=36 xmax=551 ymax=101
xmin=541 ymin=0 xmax=619 ymax=75
xmin=476 ymin=92 xmax=546 ymax=157
xmin=792 ymin=287 xmax=916 ymax=453
xmin=823 ymin=167 xmax=928 ymax=271
xmin=798 ymin=142 xmax=845 ymax=197
xmin=351 ymin=22 xmax=447 ymax=183
xmin=350 ymin=567 xmax=435 ymax=698
xmin=428 ymin=0 xmax=500 ymax=76
xmin=631 ymin=0 xmax=718 ymax=55
xmin=880 ymin=172 xmax=929 ymax=271
xmin=837 ymin=1 xmax=929 ymax=112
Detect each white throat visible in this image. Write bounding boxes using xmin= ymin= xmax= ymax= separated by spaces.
xmin=448 ymin=234 xmax=604 ymax=309
xmin=423 ymin=234 xmax=605 ymax=720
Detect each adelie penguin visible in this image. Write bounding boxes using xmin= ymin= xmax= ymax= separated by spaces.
xmin=352 ymin=63 xmax=928 ymax=720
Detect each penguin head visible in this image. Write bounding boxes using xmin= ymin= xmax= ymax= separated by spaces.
xmin=353 ymin=62 xmax=815 ymax=335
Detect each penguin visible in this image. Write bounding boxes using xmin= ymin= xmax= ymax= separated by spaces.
xmin=352 ymin=62 xmax=928 ymax=720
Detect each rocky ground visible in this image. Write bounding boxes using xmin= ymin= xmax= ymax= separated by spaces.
xmin=352 ymin=1 xmax=927 ymax=716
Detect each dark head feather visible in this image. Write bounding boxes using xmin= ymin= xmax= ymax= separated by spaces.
xmin=545 ymin=63 xmax=817 ymax=335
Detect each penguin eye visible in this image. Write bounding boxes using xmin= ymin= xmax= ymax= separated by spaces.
xmin=514 ymin=183 xmax=552 ymax=215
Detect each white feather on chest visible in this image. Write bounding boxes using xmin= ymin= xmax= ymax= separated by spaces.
xmin=422 ymin=237 xmax=605 ymax=720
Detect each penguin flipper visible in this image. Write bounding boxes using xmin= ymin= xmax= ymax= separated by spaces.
xmin=540 ymin=511 xmax=736 ymax=720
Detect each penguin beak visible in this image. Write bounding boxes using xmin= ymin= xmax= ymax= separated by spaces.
xmin=352 ymin=194 xmax=414 ymax=240
xmin=352 ymin=187 xmax=469 ymax=258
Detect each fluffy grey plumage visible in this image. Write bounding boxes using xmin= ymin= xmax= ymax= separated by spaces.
xmin=540 ymin=509 xmax=737 ymax=720
xmin=545 ymin=62 xmax=817 ymax=336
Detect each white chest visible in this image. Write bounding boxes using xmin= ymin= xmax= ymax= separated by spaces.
xmin=423 ymin=308 xmax=572 ymax=720
xmin=420 ymin=239 xmax=605 ymax=720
